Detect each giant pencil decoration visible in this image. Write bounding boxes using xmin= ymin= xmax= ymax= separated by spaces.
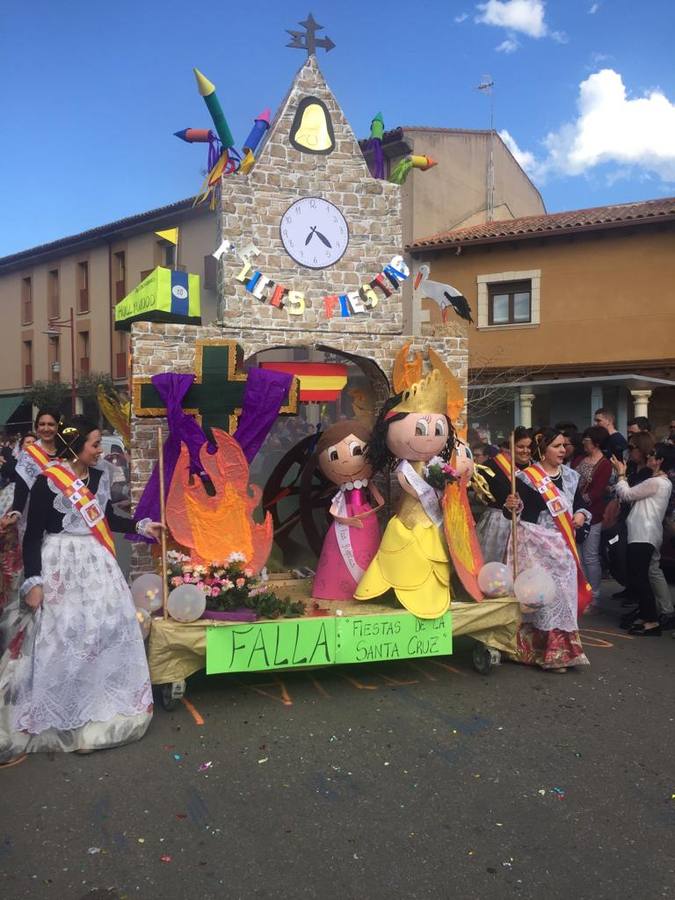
xmin=389 ymin=154 xmax=438 ymax=185
xmin=174 ymin=128 xmax=215 ymax=143
xmin=368 ymin=112 xmax=385 ymax=179
xmin=240 ymin=108 xmax=271 ymax=175
xmin=193 ymin=68 xmax=234 ymax=149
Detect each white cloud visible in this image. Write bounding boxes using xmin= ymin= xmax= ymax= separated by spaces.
xmin=500 ymin=69 xmax=675 ymax=186
xmin=475 ymin=0 xmax=547 ymax=38
xmin=588 ymin=2 xmax=600 ymax=13
xmin=499 ymin=129 xmax=539 ymax=175
xmin=454 ymin=12 xmax=469 ymax=22
xmin=496 ymin=37 xmax=520 ymax=52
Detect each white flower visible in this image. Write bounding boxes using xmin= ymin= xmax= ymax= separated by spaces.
xmin=226 ymin=552 xmax=246 ymax=563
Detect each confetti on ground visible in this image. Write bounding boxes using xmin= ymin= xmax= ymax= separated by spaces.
xmin=198 ymin=761 xmax=213 ymax=772
xmin=87 ymin=847 xmax=101 ymax=855
xmin=173 ymin=754 xmax=182 ymax=761
xmin=538 ymin=789 xmax=546 ymax=796
xmin=551 ymin=787 xmax=566 ymax=799
xmin=258 ymin=757 xmax=269 ymax=764
xmin=176 ymin=813 xmax=187 ymax=820
xmin=137 ymin=838 xmax=145 ymax=844
xmin=160 ymin=855 xmax=172 ymax=863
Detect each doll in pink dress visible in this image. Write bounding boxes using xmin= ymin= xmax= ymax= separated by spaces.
xmin=312 ymin=420 xmax=384 ymax=601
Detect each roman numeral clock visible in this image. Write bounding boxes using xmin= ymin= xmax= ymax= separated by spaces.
xmin=280 ymin=197 xmax=349 ymax=269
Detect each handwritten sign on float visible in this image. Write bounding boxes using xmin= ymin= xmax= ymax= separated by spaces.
xmin=205 ymin=612 xmax=452 ymax=675
xmin=335 ymin=613 xmax=452 ymax=665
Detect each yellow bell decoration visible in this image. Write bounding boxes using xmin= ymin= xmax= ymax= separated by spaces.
xmin=289 ymin=96 xmax=335 ymax=154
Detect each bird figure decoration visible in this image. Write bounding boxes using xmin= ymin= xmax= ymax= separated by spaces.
xmin=413 ymin=264 xmax=474 ymax=324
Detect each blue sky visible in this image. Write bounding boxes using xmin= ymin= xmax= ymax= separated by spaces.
xmin=1 ymin=0 xmax=673 ymax=255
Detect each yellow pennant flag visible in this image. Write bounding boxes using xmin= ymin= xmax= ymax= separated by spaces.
xmin=155 ymin=227 xmax=179 ymax=245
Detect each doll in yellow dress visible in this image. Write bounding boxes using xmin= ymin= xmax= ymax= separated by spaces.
xmin=354 ymin=366 xmax=456 ymax=619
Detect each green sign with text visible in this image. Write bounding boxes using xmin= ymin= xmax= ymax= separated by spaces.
xmin=335 ymin=612 xmax=452 ymax=665
xmin=206 ymin=619 xmax=335 ymax=674
xmin=206 ymin=611 xmax=452 ymax=674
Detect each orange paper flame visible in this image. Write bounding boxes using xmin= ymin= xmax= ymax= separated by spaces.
xmin=166 ymin=429 xmax=272 ymax=572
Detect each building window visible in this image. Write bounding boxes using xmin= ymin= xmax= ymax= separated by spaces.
xmin=78 ymin=331 xmax=90 ymax=375
xmin=21 ymin=276 xmax=33 ymax=324
xmin=78 ymin=261 xmax=89 ymax=313
xmin=114 ymin=251 xmax=126 ymax=302
xmin=48 ymin=336 xmax=60 ymax=382
xmin=488 ymin=280 xmax=531 ymax=325
xmin=476 ymin=269 xmax=541 ymax=329
xmin=159 ymin=240 xmax=176 ymax=268
xmin=115 ymin=331 xmax=128 ymax=379
xmin=203 ymin=254 xmax=217 ymax=291
xmin=48 ymin=269 xmax=60 ymax=320
xmin=23 ymin=340 xmax=33 ymax=386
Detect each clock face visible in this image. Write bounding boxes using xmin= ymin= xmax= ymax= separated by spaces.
xmin=280 ymin=197 xmax=349 ymax=269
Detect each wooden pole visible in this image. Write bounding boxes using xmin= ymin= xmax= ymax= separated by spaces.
xmin=510 ymin=430 xmax=519 ymax=582
xmin=158 ymin=426 xmax=169 ymax=619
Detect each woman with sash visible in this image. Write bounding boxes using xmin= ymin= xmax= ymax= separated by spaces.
xmin=475 ymin=426 xmax=532 ymax=563
xmin=1 ymin=410 xmax=61 ymax=650
xmin=0 ymin=418 xmax=162 ymax=763
xmin=504 ymin=428 xmax=592 ymax=672
xmin=9 ymin=408 xmax=61 ymax=520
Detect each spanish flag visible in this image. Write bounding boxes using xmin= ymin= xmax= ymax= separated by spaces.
xmin=260 ymin=362 xmax=347 ymax=402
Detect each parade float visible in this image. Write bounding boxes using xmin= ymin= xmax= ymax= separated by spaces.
xmin=118 ymin=24 xmax=521 ymax=709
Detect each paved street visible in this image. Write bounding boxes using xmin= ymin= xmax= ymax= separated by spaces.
xmin=2 ymin=600 xmax=675 ymax=900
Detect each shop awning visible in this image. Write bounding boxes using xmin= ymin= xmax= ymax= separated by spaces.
xmin=0 ymin=394 xmax=25 ymax=426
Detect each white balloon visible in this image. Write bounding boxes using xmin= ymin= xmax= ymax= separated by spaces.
xmin=513 ymin=566 xmax=556 ymax=610
xmin=477 ymin=561 xmax=514 ymax=598
xmin=131 ymin=573 xmax=164 ymax=612
xmin=167 ymin=583 xmax=206 ymax=623
xmin=136 ymin=607 xmax=152 ymax=640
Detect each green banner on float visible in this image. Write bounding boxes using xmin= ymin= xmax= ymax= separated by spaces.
xmin=205 ymin=611 xmax=452 ymax=674
xmin=335 ymin=612 xmax=452 ymax=665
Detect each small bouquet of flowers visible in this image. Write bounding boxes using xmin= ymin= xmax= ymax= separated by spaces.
xmin=423 ymin=456 xmax=460 ymax=491
xmin=166 ymin=550 xmax=305 ymax=619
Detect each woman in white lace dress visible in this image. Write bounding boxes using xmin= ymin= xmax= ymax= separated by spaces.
xmin=0 ymin=418 xmax=162 ymax=763
xmin=504 ymin=428 xmax=592 ymax=672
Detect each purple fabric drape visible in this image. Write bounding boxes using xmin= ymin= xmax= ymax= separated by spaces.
xmin=233 ymin=368 xmax=294 ymax=463
xmin=129 ymin=373 xmax=209 ymax=541
xmin=130 ymin=368 xmax=293 ymax=539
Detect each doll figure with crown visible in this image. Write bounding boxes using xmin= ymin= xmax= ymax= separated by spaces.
xmin=354 ymin=350 xmax=459 ymax=619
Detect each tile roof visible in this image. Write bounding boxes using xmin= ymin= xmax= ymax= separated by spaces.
xmin=0 ymin=197 xmax=206 ymax=271
xmin=409 ymin=196 xmax=675 ymax=251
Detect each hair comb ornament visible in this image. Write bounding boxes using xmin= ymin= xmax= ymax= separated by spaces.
xmin=57 ymin=426 xmax=80 ymax=460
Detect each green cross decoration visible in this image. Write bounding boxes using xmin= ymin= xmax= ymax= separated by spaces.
xmin=133 ymin=339 xmax=298 ymax=434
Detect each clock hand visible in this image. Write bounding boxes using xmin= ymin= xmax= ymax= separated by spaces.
xmin=305 ymin=226 xmax=317 ymax=246
xmin=314 ymin=228 xmax=332 ymax=249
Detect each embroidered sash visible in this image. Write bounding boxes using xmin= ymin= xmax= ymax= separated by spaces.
xmin=41 ymin=463 xmax=116 ymax=558
xmin=24 ymin=442 xmax=54 ymax=472
xmin=397 ymin=460 xmax=443 ymax=527
xmin=520 ymin=464 xmax=592 ymax=614
xmin=491 ymin=452 xmax=512 ymax=481
xmin=332 ymin=490 xmax=365 ymax=584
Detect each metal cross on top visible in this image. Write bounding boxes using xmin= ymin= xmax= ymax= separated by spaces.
xmin=286 ymin=13 xmax=335 ymax=57
xmin=134 ymin=339 xmax=298 ymax=435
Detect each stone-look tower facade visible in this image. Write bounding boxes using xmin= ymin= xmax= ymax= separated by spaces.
xmin=129 ymin=56 xmax=467 ymax=573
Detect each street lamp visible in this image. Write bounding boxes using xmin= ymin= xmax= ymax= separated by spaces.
xmin=43 ymin=306 xmax=76 ymax=416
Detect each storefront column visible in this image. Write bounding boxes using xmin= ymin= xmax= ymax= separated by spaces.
xmin=519 ymin=390 xmax=536 ymax=428
xmin=630 ymin=389 xmax=652 ymax=419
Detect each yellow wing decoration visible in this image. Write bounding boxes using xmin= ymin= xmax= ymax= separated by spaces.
xmin=97 ymin=384 xmax=131 ymax=445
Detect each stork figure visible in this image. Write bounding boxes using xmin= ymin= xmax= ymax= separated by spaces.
xmin=413 ymin=264 xmax=474 ymax=324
